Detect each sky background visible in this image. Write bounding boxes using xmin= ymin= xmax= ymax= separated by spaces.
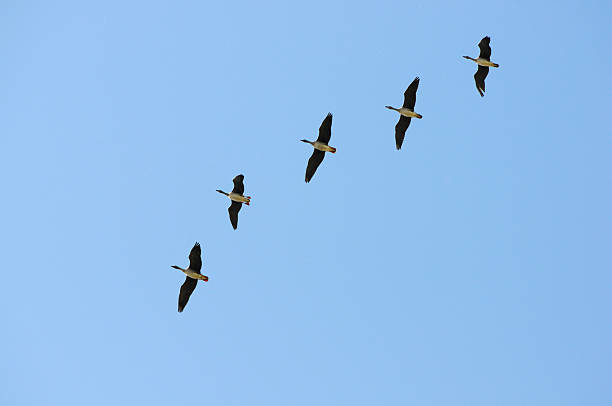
xmin=1 ymin=0 xmax=611 ymax=405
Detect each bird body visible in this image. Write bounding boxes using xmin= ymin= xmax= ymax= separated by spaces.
xmin=463 ymin=56 xmax=500 ymax=68
xmin=228 ymin=192 xmax=251 ymax=204
xmin=302 ymin=140 xmax=337 ymax=153
xmin=385 ymin=106 xmax=423 ymax=119
xmin=171 ymin=265 xmax=209 ymax=281
xmin=217 ymin=190 xmax=251 ymax=205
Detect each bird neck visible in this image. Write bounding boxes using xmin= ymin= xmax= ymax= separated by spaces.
xmin=463 ymin=56 xmax=477 ymax=62
xmin=171 ymin=265 xmax=185 ymax=272
xmin=300 ymin=139 xmax=313 ymax=145
xmin=216 ymin=190 xmax=229 ymax=196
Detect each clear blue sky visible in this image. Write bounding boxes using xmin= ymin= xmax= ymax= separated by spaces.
xmin=1 ymin=1 xmax=611 ymax=404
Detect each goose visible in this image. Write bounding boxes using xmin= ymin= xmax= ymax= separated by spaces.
xmin=217 ymin=174 xmax=251 ymax=230
xmin=463 ymin=36 xmax=499 ymax=97
xmin=386 ymin=77 xmax=422 ymax=150
xmin=171 ymin=242 xmax=208 ymax=312
xmin=301 ymin=113 xmax=335 ymax=183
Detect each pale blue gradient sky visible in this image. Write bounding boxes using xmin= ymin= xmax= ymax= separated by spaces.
xmin=1 ymin=1 xmax=611 ymax=405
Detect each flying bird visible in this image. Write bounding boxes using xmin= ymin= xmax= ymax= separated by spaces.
xmin=301 ymin=113 xmax=336 ymax=183
xmin=217 ymin=174 xmax=251 ymax=230
xmin=386 ymin=77 xmax=422 ymax=150
xmin=171 ymin=242 xmax=208 ymax=312
xmin=463 ymin=36 xmax=500 ymax=97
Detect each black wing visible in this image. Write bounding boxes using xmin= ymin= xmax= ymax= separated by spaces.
xmin=316 ymin=113 xmax=333 ymax=144
xmin=188 ymin=242 xmax=202 ymax=272
xmin=474 ymin=65 xmax=489 ymax=97
xmin=305 ymin=149 xmax=325 ymax=183
xmin=402 ymin=77 xmax=420 ymax=110
xmin=478 ymin=36 xmax=491 ymax=60
xmin=178 ymin=276 xmax=198 ymax=312
xmin=228 ymin=201 xmax=242 ymax=229
xmin=394 ymin=116 xmax=411 ymax=150
xmin=231 ymin=174 xmax=245 ymax=195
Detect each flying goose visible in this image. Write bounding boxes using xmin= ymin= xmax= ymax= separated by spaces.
xmin=217 ymin=174 xmax=251 ymax=230
xmin=463 ymin=36 xmax=499 ymax=97
xmin=386 ymin=77 xmax=422 ymax=150
xmin=171 ymin=242 xmax=208 ymax=312
xmin=301 ymin=113 xmax=335 ymax=183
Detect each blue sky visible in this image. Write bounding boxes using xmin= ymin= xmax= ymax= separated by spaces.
xmin=1 ymin=0 xmax=611 ymax=404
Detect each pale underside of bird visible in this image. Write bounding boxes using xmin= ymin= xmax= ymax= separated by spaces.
xmin=171 ymin=242 xmax=208 ymax=312
xmin=302 ymin=113 xmax=335 ymax=183
xmin=463 ymin=36 xmax=499 ymax=97
xmin=386 ymin=76 xmax=422 ymax=150
xmin=217 ymin=174 xmax=251 ymax=230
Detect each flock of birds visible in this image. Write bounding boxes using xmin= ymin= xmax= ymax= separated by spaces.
xmin=171 ymin=36 xmax=500 ymax=312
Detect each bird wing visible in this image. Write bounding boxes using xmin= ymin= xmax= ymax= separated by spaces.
xmin=228 ymin=200 xmax=242 ymax=229
xmin=474 ymin=65 xmax=489 ymax=97
xmin=305 ymin=149 xmax=325 ymax=183
xmin=478 ymin=36 xmax=492 ymax=60
xmin=402 ymin=77 xmax=420 ymax=110
xmin=316 ymin=113 xmax=333 ymax=144
xmin=178 ymin=276 xmax=198 ymax=312
xmin=231 ymin=174 xmax=245 ymax=195
xmin=188 ymin=242 xmax=202 ymax=273
xmin=394 ymin=116 xmax=411 ymax=150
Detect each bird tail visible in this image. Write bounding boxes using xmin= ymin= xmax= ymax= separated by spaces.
xmin=492 ymin=62 xmax=500 ymax=68
xmin=415 ymin=113 xmax=423 ymax=119
xmin=329 ymin=147 xmax=337 ymax=153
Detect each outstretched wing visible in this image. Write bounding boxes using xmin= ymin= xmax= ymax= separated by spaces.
xmin=305 ymin=149 xmax=325 ymax=183
xmin=228 ymin=201 xmax=242 ymax=229
xmin=316 ymin=113 xmax=333 ymax=144
xmin=478 ymin=36 xmax=491 ymax=60
xmin=402 ymin=77 xmax=420 ymax=110
xmin=394 ymin=116 xmax=411 ymax=150
xmin=188 ymin=242 xmax=202 ymax=273
xmin=178 ymin=277 xmax=198 ymax=312
xmin=474 ymin=65 xmax=489 ymax=97
xmin=231 ymin=174 xmax=245 ymax=195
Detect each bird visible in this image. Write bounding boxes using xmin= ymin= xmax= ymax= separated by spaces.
xmin=217 ymin=174 xmax=251 ymax=230
xmin=463 ymin=36 xmax=500 ymax=97
xmin=171 ymin=242 xmax=208 ymax=312
xmin=386 ymin=77 xmax=422 ymax=150
xmin=301 ymin=113 xmax=335 ymax=183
